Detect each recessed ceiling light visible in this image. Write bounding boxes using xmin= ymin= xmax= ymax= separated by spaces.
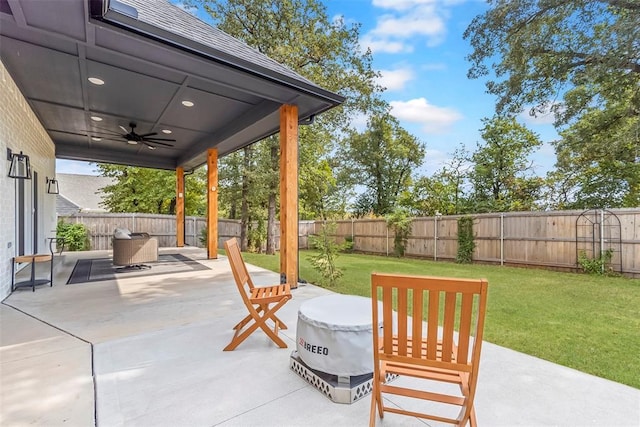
xmin=127 ymin=140 xmax=138 ymax=145
xmin=90 ymin=116 xmax=103 ymax=122
xmin=181 ymin=100 xmax=194 ymax=107
xmin=161 ymin=129 xmax=172 ymax=134
xmin=88 ymin=77 xmax=105 ymax=85
xmin=147 ymin=145 xmax=157 ymax=150
xmin=91 ymin=137 xmax=102 ymax=141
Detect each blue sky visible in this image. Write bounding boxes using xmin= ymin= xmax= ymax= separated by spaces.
xmin=57 ymin=0 xmax=559 ymax=176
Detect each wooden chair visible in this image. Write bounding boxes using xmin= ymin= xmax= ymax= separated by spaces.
xmin=370 ymin=273 xmax=489 ymax=427
xmin=223 ymin=238 xmax=292 ymax=351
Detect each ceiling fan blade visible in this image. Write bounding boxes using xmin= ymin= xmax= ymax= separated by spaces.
xmin=119 ymin=125 xmax=129 ymax=133
xmin=144 ymin=137 xmax=176 ymax=142
xmin=146 ymin=140 xmax=174 ymax=147
xmin=139 ymin=132 xmax=158 ymax=137
xmin=86 ymin=126 xmax=122 ymax=135
xmin=95 ymin=137 xmax=126 ymax=143
xmin=81 ymin=130 xmax=123 ymax=137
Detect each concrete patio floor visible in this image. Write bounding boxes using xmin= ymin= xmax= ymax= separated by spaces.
xmin=1 ymin=247 xmax=639 ymax=427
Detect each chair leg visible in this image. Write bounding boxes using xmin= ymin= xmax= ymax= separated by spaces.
xmin=224 ymin=300 xmax=289 ymax=351
xmin=11 ymin=259 xmax=15 ymax=292
xmin=469 ymin=405 xmax=477 ymax=427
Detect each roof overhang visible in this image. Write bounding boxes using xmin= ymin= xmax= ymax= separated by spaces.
xmin=0 ymin=0 xmax=344 ymax=171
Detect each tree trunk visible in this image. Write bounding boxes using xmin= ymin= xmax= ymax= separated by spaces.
xmin=240 ymin=146 xmax=252 ymax=251
xmin=266 ymin=140 xmax=278 ymax=255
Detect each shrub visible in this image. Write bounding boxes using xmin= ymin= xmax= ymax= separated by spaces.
xmin=578 ymin=249 xmax=615 ymax=275
xmin=308 ymin=221 xmax=343 ymax=287
xmin=56 ymin=220 xmax=90 ymax=251
xmin=199 ymin=226 xmax=207 ymax=247
xmin=456 ymin=216 xmax=475 ymax=264
xmin=386 ymin=208 xmax=412 ymax=257
xmin=342 ymin=235 xmax=354 ymax=253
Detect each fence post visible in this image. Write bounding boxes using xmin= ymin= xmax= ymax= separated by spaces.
xmin=386 ymin=223 xmax=389 ymax=256
xmin=600 ymin=209 xmax=605 ymax=273
xmin=351 ymin=218 xmax=354 ymax=243
xmin=500 ymin=213 xmax=504 ymax=266
xmin=434 ymin=214 xmax=438 ymax=261
xmin=132 ymin=212 xmax=136 ymax=232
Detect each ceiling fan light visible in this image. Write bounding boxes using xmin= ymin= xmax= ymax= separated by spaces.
xmin=127 ymin=140 xmax=137 ymax=145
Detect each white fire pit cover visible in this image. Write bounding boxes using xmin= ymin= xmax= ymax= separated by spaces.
xmin=296 ymin=294 xmax=381 ymax=376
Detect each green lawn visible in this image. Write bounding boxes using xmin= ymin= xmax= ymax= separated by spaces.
xmin=237 ymin=250 xmax=640 ymax=389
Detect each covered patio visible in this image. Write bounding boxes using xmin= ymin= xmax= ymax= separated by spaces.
xmin=1 ymin=248 xmax=638 ymax=426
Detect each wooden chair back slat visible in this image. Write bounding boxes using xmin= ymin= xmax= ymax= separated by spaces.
xmin=397 ymin=287 xmax=408 ymax=356
xmin=411 ymin=288 xmax=424 ymax=358
xmin=441 ymin=292 xmax=457 ymax=362
xmin=426 ymin=290 xmax=439 ymax=360
xmin=382 ymin=286 xmax=393 ymax=354
xmin=456 ymin=292 xmax=474 ymax=365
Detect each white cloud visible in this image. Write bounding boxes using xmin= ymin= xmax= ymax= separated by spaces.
xmin=377 ymin=67 xmax=415 ymax=91
xmin=374 ymin=8 xmax=445 ymax=39
xmin=373 ymin=0 xmax=438 ymax=11
xmin=362 ymin=1 xmax=459 ymax=52
xmin=361 ymin=34 xmax=412 ymax=54
xmin=390 ymin=98 xmax=463 ymax=134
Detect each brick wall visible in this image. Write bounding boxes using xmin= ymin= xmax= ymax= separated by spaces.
xmin=0 ymin=59 xmax=56 ymax=300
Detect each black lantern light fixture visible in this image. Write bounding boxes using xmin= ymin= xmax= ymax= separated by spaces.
xmin=46 ymin=177 xmax=60 ymax=194
xmin=7 ymin=148 xmax=32 ymax=179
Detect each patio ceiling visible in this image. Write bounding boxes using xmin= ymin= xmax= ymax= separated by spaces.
xmin=0 ymin=0 xmax=344 ymax=171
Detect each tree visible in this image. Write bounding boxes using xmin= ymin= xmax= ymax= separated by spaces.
xmin=465 ymin=0 xmax=640 ymax=126
xmin=342 ymin=114 xmax=425 ymax=216
xmin=469 ymin=116 xmax=542 ymax=212
xmin=98 ymin=164 xmax=207 ymax=215
xmin=464 ymin=1 xmax=640 ymax=209
xmin=193 ymin=0 xmax=385 ymax=246
xmin=401 ymin=145 xmax=471 ymax=216
xmin=553 ymin=106 xmax=640 ymax=208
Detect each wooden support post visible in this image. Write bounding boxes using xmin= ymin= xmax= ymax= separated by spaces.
xmin=176 ymin=166 xmax=185 ymax=247
xmin=207 ymin=148 xmax=219 ymax=259
xmin=279 ymin=105 xmax=298 ymax=288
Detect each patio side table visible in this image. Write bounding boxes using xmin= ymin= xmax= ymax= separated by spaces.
xmin=12 ymin=254 xmax=53 ymax=292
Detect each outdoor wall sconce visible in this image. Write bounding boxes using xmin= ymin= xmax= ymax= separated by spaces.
xmin=46 ymin=177 xmax=60 ymax=194
xmin=7 ymin=148 xmax=32 ymax=179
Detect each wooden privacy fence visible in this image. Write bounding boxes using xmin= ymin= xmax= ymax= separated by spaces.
xmin=60 ymin=213 xmax=240 ymax=250
xmin=317 ymin=208 xmax=639 ymax=277
xmin=60 ymin=208 xmax=639 ymax=277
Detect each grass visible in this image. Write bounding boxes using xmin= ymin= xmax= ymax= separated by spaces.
xmin=238 ymin=250 xmax=640 ymax=389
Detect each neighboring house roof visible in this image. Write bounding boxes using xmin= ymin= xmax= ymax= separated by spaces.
xmin=56 ymin=174 xmax=115 ymax=215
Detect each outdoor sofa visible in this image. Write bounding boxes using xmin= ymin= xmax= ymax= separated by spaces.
xmin=112 ymin=228 xmax=158 ymax=266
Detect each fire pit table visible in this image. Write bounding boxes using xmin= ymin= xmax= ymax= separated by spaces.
xmin=290 ymin=294 xmax=382 ymax=404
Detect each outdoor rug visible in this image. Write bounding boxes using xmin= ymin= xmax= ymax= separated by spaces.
xmin=67 ymin=253 xmax=210 ymax=284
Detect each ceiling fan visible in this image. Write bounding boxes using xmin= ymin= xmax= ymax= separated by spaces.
xmin=86 ymin=122 xmax=176 ymax=149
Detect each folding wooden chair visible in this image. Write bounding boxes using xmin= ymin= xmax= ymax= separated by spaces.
xmin=370 ymin=273 xmax=489 ymax=427
xmin=223 ymin=238 xmax=292 ymax=351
